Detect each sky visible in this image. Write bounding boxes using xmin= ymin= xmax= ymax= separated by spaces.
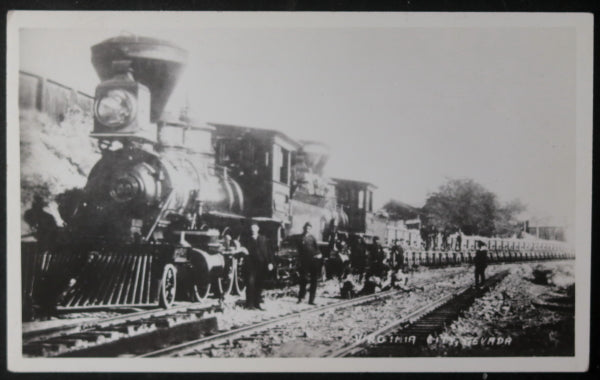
xmin=19 ymin=24 xmax=576 ymax=227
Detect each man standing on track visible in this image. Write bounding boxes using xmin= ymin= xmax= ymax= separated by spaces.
xmin=241 ymin=222 xmax=273 ymax=310
xmin=297 ymin=222 xmax=322 ymax=305
xmin=474 ymin=240 xmax=488 ymax=288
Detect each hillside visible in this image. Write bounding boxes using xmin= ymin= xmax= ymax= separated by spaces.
xmin=20 ymin=107 xmax=100 ymax=234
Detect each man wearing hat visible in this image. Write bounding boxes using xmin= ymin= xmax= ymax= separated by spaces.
xmin=390 ymin=239 xmax=405 ymax=271
xmin=241 ymin=222 xmax=274 ymax=310
xmin=368 ymin=236 xmax=387 ymax=277
xmin=297 ymin=222 xmax=322 ymax=305
xmin=474 ymin=240 xmax=488 ymax=287
xmin=24 ymin=194 xmax=59 ymax=251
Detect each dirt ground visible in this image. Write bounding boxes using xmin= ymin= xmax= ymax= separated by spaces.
xmin=421 ymin=260 xmax=575 ymax=356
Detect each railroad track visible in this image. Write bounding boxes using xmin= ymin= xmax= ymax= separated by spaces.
xmin=138 ymin=269 xmax=509 ymax=358
xmin=23 ymin=301 xmax=222 ymax=357
xmin=23 ymin=265 xmax=515 ymax=358
xmin=139 ymin=265 xmax=488 ymax=358
xmin=22 ymin=264 xmax=472 ymax=357
xmin=137 ymin=287 xmax=410 ymax=357
xmin=329 ymin=270 xmax=510 ymax=357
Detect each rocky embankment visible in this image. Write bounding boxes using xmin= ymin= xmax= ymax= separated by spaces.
xmin=427 ymin=261 xmax=575 ymax=356
xmin=20 ymin=108 xmax=99 ymax=234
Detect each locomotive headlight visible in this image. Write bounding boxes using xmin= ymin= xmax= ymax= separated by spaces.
xmin=95 ymin=89 xmax=137 ymax=128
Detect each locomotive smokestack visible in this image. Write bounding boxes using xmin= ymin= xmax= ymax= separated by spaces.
xmin=298 ymin=141 xmax=331 ymax=175
xmin=91 ymin=35 xmax=188 ymax=122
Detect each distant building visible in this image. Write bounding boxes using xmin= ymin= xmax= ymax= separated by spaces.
xmin=525 ymin=220 xmax=566 ymax=241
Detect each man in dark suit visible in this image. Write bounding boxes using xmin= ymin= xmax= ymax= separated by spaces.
xmin=474 ymin=240 xmax=488 ymax=288
xmin=241 ymin=222 xmax=274 ymax=310
xmin=390 ymin=239 xmax=405 ymax=271
xmin=368 ymin=236 xmax=386 ymax=277
xmin=351 ymin=235 xmax=368 ymax=281
xmin=297 ymin=222 xmax=322 ymax=305
xmin=24 ymin=194 xmax=59 ymax=251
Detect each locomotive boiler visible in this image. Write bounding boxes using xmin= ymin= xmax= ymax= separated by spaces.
xmin=27 ymin=35 xmax=248 ymax=311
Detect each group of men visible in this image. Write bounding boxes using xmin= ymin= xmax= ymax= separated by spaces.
xmin=420 ymin=227 xmax=465 ymax=251
xmin=239 ymin=221 xmax=323 ymax=309
xmin=330 ymin=235 xmax=409 ymax=279
xmin=240 ymin=220 xmax=490 ymax=310
xmin=25 ymin=194 xmax=490 ymax=311
xmin=336 ymin=236 xmax=412 ymax=299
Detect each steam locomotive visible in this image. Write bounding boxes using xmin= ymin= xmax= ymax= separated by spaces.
xmin=21 ymin=34 xmax=573 ymax=317
xmin=23 ymin=35 xmax=254 ymax=312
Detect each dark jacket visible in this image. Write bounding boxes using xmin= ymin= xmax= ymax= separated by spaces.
xmin=242 ymin=235 xmax=273 ymax=270
xmin=297 ymin=233 xmax=320 ymax=261
xmin=391 ymin=245 xmax=404 ymax=265
xmin=369 ymin=243 xmax=385 ymax=264
xmin=474 ymin=249 xmax=488 ymax=267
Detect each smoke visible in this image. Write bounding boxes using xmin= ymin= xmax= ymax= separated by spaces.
xmin=20 ymin=107 xmax=100 ymax=233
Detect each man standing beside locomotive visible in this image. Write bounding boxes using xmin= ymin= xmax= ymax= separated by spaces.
xmin=390 ymin=239 xmax=405 ymax=271
xmin=474 ymin=240 xmax=488 ymax=288
xmin=24 ymin=194 xmax=59 ymax=252
xmin=368 ymin=236 xmax=387 ymax=277
xmin=297 ymin=222 xmax=322 ymax=305
xmin=241 ymin=222 xmax=274 ymax=310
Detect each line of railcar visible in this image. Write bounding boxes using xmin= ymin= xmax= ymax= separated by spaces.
xmin=21 ymin=35 xmax=573 ymax=319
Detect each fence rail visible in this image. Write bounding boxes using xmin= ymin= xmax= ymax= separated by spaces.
xmin=19 ymin=71 xmax=93 ymax=121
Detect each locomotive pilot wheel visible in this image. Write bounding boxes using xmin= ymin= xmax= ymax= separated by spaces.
xmin=159 ymin=264 xmax=177 ymax=308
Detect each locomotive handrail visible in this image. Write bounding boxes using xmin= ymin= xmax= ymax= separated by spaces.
xmin=144 ymin=190 xmax=176 ymax=241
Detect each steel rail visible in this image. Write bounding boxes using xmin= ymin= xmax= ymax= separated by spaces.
xmin=137 ymin=288 xmax=406 ymax=357
xmin=23 ymin=301 xmax=220 ymax=348
xmin=327 ymin=270 xmax=510 ymax=357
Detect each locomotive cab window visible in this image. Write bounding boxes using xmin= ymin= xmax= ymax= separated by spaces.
xmin=273 ymin=145 xmax=290 ymax=184
xmin=358 ymin=190 xmax=364 ymax=209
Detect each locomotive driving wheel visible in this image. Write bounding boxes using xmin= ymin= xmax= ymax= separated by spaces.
xmin=217 ymin=257 xmax=234 ymax=297
xmin=191 ymin=251 xmax=212 ymax=302
xmin=234 ymin=256 xmax=246 ymax=295
xmin=193 ymin=276 xmax=211 ymax=302
xmin=159 ymin=264 xmax=177 ymax=308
